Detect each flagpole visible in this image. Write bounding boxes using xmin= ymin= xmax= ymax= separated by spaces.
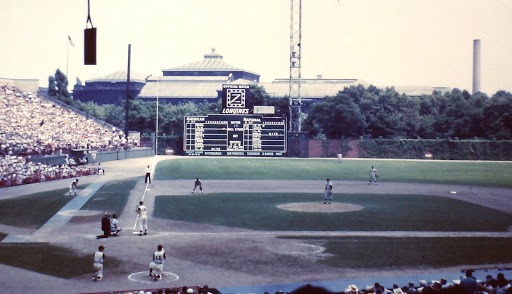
xmin=66 ymin=37 xmax=69 ymax=78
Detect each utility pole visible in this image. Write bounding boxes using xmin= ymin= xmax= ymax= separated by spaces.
xmin=125 ymin=44 xmax=131 ymax=142
xmin=289 ymin=0 xmax=302 ymax=132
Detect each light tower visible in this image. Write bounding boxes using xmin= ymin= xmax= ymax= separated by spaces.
xmin=289 ymin=0 xmax=302 ymax=132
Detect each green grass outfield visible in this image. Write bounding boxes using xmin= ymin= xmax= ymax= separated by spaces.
xmin=279 ymin=236 xmax=512 ymax=269
xmin=154 ymin=193 xmax=512 ymax=232
xmin=155 ymin=157 xmax=512 ymax=187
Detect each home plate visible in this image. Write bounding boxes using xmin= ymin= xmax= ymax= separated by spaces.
xmin=128 ymin=271 xmax=179 ymax=284
xmin=146 ymin=189 xmax=151 ymax=191
xmin=450 ymin=191 xmax=457 ymax=194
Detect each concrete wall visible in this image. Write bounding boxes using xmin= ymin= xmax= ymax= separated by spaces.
xmin=0 ymin=78 xmax=39 ymax=93
xmin=92 ymin=148 xmax=154 ymax=163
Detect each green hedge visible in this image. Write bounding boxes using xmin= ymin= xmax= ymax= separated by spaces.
xmin=358 ymin=139 xmax=512 ymax=160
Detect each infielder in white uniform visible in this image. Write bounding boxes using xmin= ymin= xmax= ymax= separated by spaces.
xmin=136 ymin=201 xmax=148 ymax=236
xmin=92 ymin=245 xmax=105 ymax=281
xmin=148 ymin=244 xmax=166 ymax=281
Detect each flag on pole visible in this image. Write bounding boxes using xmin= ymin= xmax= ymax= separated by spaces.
xmin=68 ymin=35 xmax=75 ymax=47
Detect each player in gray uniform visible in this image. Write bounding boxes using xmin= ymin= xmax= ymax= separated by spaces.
xmin=323 ymin=178 xmax=333 ymax=204
xmin=110 ymin=213 xmax=122 ymax=236
xmin=369 ymin=166 xmax=378 ymax=185
xmin=148 ymin=244 xmax=166 ymax=281
xmin=92 ymin=245 xmax=105 ymax=281
xmin=136 ymin=201 xmax=148 ymax=236
xmin=69 ymin=179 xmax=78 ymax=196
xmin=192 ymin=178 xmax=203 ymax=194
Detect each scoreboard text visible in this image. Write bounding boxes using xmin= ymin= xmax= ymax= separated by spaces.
xmin=184 ymin=114 xmax=287 ymax=156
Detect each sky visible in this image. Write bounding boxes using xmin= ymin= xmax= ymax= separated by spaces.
xmin=1 ymin=0 xmax=511 ymax=95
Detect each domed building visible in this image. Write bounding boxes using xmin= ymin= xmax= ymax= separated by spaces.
xmin=138 ymin=49 xmax=259 ymax=104
xmin=73 ymin=70 xmax=146 ymax=104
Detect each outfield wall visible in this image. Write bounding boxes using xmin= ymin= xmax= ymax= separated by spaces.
xmin=308 ymin=138 xmax=512 ymax=160
xmin=93 ymin=148 xmax=154 ymax=162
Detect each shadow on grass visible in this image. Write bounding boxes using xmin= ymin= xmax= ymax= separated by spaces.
xmin=0 ymin=242 xmax=124 ymax=279
xmin=0 ymin=188 xmax=72 ymax=229
xmin=278 ymin=236 xmax=512 ymax=269
xmin=80 ymin=177 xmax=139 ymax=217
xmin=154 ymin=193 xmax=512 ymax=231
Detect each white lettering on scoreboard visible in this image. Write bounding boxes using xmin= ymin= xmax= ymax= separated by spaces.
xmin=184 ymin=114 xmax=287 ymax=157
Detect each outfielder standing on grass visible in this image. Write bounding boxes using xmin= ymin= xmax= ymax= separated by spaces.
xmin=136 ymin=201 xmax=148 ymax=236
xmin=369 ymin=166 xmax=378 ymax=185
xmin=323 ymin=178 xmax=333 ymax=204
xmin=148 ymin=244 xmax=166 ymax=281
xmin=92 ymin=245 xmax=105 ymax=281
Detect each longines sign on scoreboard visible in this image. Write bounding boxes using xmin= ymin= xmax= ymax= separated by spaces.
xmin=184 ymin=114 xmax=287 ymax=156
xmin=184 ymin=84 xmax=287 ymax=156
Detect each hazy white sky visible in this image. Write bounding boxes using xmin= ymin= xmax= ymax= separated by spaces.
xmin=1 ymin=0 xmax=511 ymax=95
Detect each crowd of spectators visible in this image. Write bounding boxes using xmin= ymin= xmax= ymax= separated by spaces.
xmin=273 ymin=271 xmax=512 ymax=294
xmin=0 ymin=82 xmax=133 ymax=187
xmin=88 ymin=284 xmax=220 ymax=294
xmin=0 ymin=155 xmax=95 ymax=187
xmin=79 ymin=271 xmax=512 ymax=294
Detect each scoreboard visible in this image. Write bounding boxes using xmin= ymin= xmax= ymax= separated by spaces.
xmin=184 ymin=114 xmax=287 ymax=156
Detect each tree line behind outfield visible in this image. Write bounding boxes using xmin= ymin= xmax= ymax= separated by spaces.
xmin=49 ymin=70 xmax=512 ymax=144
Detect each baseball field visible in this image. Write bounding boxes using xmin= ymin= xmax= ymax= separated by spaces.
xmin=0 ymin=156 xmax=511 ymax=294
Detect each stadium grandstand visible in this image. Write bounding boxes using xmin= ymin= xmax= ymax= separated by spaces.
xmin=0 ymin=81 xmax=137 ymax=187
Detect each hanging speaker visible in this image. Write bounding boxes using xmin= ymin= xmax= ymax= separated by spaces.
xmin=84 ymin=28 xmax=97 ymax=65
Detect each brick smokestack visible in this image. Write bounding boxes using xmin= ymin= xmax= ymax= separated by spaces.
xmin=472 ymin=39 xmax=481 ymax=94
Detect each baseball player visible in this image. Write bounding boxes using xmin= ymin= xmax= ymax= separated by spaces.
xmin=69 ymin=179 xmax=78 ymax=196
xmin=148 ymin=244 xmax=166 ymax=281
xmin=92 ymin=245 xmax=105 ymax=281
xmin=97 ymin=163 xmax=105 ymax=175
xmin=323 ymin=178 xmax=333 ymax=204
xmin=192 ymin=178 xmax=203 ymax=194
xmin=136 ymin=201 xmax=148 ymax=236
xmin=369 ymin=166 xmax=378 ymax=185
xmin=110 ymin=213 xmax=122 ymax=236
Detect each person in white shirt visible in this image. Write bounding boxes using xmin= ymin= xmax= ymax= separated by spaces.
xmin=148 ymin=244 xmax=166 ymax=281
xmin=92 ymin=245 xmax=105 ymax=281
xmin=144 ymin=165 xmax=151 ymax=183
xmin=136 ymin=201 xmax=148 ymax=236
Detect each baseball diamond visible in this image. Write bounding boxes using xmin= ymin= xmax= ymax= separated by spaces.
xmin=0 ymin=156 xmax=512 ymax=294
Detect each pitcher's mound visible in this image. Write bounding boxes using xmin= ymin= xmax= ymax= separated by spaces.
xmin=277 ymin=202 xmax=364 ymax=213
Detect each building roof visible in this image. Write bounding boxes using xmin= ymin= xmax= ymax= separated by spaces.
xmin=86 ymin=70 xmax=147 ymax=83
xmin=260 ymin=78 xmax=369 ymax=99
xmin=391 ymin=85 xmax=452 ymax=96
xmin=162 ymin=49 xmax=259 ymax=76
xmin=139 ymin=76 xmax=226 ymax=99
